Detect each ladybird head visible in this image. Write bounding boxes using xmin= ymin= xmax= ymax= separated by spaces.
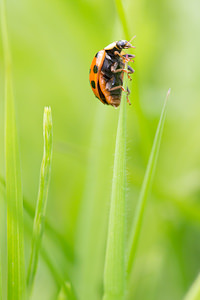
xmin=116 ymin=40 xmax=134 ymax=49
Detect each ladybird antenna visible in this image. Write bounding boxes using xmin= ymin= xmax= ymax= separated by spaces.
xmin=128 ymin=35 xmax=136 ymax=43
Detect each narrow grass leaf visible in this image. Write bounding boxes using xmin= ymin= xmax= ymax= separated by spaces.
xmin=26 ymin=107 xmax=53 ymax=295
xmin=183 ymin=273 xmax=200 ymax=300
xmin=1 ymin=0 xmax=26 ymax=299
xmin=103 ymin=64 xmax=128 ymax=300
xmin=0 ymin=251 xmax=2 ymax=300
xmin=127 ymin=89 xmax=171 ymax=275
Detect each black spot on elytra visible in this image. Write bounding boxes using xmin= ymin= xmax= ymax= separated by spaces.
xmin=91 ymin=80 xmax=96 ymax=89
xmin=93 ymin=65 xmax=98 ymax=73
xmin=95 ymin=52 xmax=99 ymax=58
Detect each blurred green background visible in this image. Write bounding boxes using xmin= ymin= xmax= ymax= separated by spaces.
xmin=0 ymin=0 xmax=200 ymax=299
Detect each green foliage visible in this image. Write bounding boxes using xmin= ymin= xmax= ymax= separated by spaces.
xmin=0 ymin=0 xmax=200 ymax=300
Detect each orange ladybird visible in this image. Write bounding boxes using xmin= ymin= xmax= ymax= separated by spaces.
xmin=89 ymin=39 xmax=135 ymax=108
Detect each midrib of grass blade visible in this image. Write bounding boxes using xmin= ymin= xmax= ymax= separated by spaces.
xmin=26 ymin=107 xmax=53 ymax=296
xmin=1 ymin=0 xmax=26 ymax=299
xmin=183 ymin=274 xmax=200 ymax=300
xmin=103 ymin=65 xmax=128 ymax=300
xmin=127 ymin=89 xmax=171 ymax=276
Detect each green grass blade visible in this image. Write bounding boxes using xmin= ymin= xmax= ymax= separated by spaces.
xmin=0 ymin=251 xmax=2 ymax=300
xmin=127 ymin=89 xmax=171 ymax=275
xmin=26 ymin=107 xmax=53 ymax=295
xmin=183 ymin=274 xmax=200 ymax=300
xmin=1 ymin=0 xmax=26 ymax=299
xmin=103 ymin=64 xmax=128 ymax=300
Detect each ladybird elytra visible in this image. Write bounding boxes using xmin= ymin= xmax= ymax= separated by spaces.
xmin=89 ymin=39 xmax=135 ymax=108
xmin=89 ymin=50 xmax=106 ymax=104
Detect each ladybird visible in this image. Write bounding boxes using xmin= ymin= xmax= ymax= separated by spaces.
xmin=89 ymin=38 xmax=135 ymax=108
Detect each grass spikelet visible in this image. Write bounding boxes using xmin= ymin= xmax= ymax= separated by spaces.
xmin=26 ymin=107 xmax=53 ymax=295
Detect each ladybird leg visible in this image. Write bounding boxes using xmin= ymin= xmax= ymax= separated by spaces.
xmin=108 ymin=85 xmax=132 ymax=104
xmin=122 ymin=54 xmax=135 ymax=63
xmin=110 ymin=63 xmax=132 ymax=80
xmin=128 ymin=66 xmax=135 ymax=74
xmin=110 ymin=62 xmax=118 ymax=73
xmin=126 ymin=87 xmax=131 ymax=105
xmin=105 ymin=76 xmax=116 ymax=91
xmin=114 ymin=51 xmax=135 ymax=63
xmin=114 ymin=51 xmax=129 ymax=62
xmin=122 ymin=54 xmax=135 ymax=59
xmin=110 ymin=61 xmax=134 ymax=75
xmin=111 ymin=68 xmax=133 ymax=81
xmin=108 ymin=85 xmax=126 ymax=92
